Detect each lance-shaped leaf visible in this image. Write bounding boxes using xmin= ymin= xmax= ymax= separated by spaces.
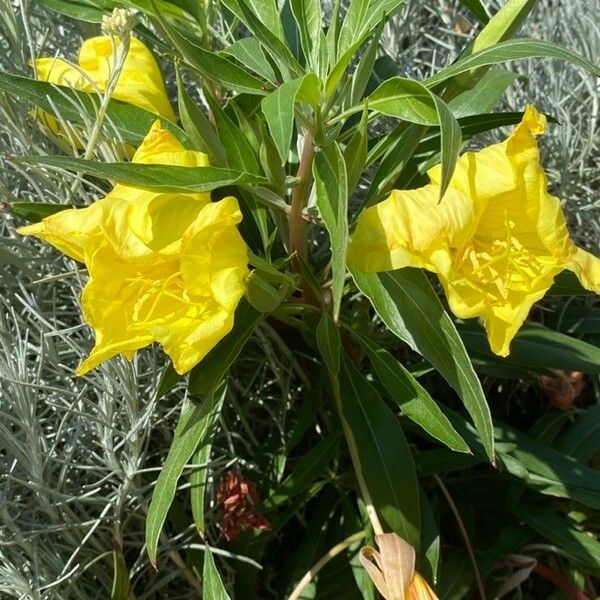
xmin=351 ymin=267 xmax=494 ymax=460
xmin=354 ymin=332 xmax=469 ymax=453
xmin=203 ymin=544 xmax=233 ymax=599
xmin=164 ymin=24 xmax=268 ymax=95
xmin=146 ymin=387 xmax=227 ymax=566
xmin=175 ymin=67 xmax=227 ymax=166
xmin=261 ymin=73 xmax=319 ymax=164
xmin=15 ymin=155 xmax=268 ymax=193
xmin=339 ymin=358 xmax=421 ymax=547
xmin=222 ymin=0 xmax=302 ymax=75
xmin=337 ymin=0 xmax=405 ymax=59
xmin=313 ymin=142 xmax=348 ymax=321
xmin=366 ymin=77 xmax=461 ymax=197
xmin=290 ymin=0 xmax=322 ymax=66
xmin=425 ymin=38 xmax=600 ymax=89
xmin=204 ymin=92 xmax=260 ymax=174
xmin=0 ymin=71 xmax=189 ymax=146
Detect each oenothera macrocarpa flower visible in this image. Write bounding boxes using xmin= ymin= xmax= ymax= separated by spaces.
xmin=360 ymin=533 xmax=438 ymax=600
xmin=348 ymin=106 xmax=600 ymax=356
xmin=19 ymin=121 xmax=249 ymax=375
xmin=36 ymin=35 xmax=175 ymax=122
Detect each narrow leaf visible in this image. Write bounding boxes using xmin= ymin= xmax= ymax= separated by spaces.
xmin=165 ymin=25 xmax=268 ymax=95
xmin=16 ymin=155 xmax=267 ymax=192
xmin=203 ymin=545 xmax=233 ymax=599
xmin=425 ymin=38 xmax=600 ymax=89
xmin=175 ymin=67 xmax=227 ymax=166
xmin=0 ymin=71 xmax=189 ymax=146
xmin=355 ymin=333 xmax=469 ymax=453
xmin=351 ymin=267 xmax=494 ymax=459
xmin=313 ymin=142 xmax=348 ymax=321
xmin=261 ymin=73 xmax=319 ymax=163
xmin=316 ymin=312 xmax=341 ymax=376
xmin=146 ymin=388 xmax=226 ymax=565
xmin=339 ymin=358 xmax=421 ymax=547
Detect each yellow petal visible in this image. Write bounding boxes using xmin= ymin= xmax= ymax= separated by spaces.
xmin=19 ymin=122 xmax=248 ymax=376
xmin=568 ymin=247 xmax=600 ymax=293
xmin=17 ymin=204 xmax=103 ymax=263
xmin=181 ymin=196 xmax=249 ymax=311
xmin=350 ymin=106 xmax=600 ymax=357
xmin=35 ymin=57 xmax=95 ymax=91
xmin=132 ymin=120 xmax=210 ymax=168
xmin=408 ymin=573 xmax=439 ymax=600
xmin=347 ymin=186 xmax=476 ymax=275
xmin=78 ymin=36 xmax=176 ymax=121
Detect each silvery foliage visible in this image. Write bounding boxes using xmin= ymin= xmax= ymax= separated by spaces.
xmin=0 ymin=0 xmax=597 ymax=596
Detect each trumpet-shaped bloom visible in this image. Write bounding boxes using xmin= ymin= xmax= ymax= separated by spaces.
xmin=348 ymin=106 xmax=600 ymax=356
xmin=360 ymin=533 xmax=439 ymax=600
xmin=36 ymin=35 xmax=175 ymax=122
xmin=19 ymin=121 xmax=249 ymax=375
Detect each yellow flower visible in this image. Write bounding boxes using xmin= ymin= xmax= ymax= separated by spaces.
xmin=359 ymin=533 xmax=439 ymax=600
xmin=18 ymin=121 xmax=249 ymax=375
xmin=348 ymin=106 xmax=600 ymax=356
xmin=36 ymin=35 xmax=176 ymax=122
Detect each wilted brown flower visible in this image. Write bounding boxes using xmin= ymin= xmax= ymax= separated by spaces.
xmin=216 ymin=471 xmax=271 ymax=542
xmin=540 ymin=370 xmax=585 ymax=410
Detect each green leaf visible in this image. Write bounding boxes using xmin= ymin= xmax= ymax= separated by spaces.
xmin=261 ymin=73 xmax=319 ymax=163
xmin=368 ymin=77 xmax=439 ymax=124
xmin=175 ymin=67 xmax=227 ymax=166
xmin=221 ymin=38 xmax=278 ymax=84
xmin=290 ymin=0 xmax=322 ymax=67
xmin=547 ymin=271 xmax=593 ymax=296
xmin=39 ymin=0 xmax=106 ymax=22
xmin=497 ymin=423 xmax=600 ymax=509
xmin=457 ymin=0 xmax=489 ymax=24
xmin=165 ymin=25 xmax=268 ymax=95
xmin=222 ymin=0 xmax=303 ymax=75
xmin=366 ymin=78 xmax=462 ymax=197
xmin=188 ymin=301 xmax=264 ymax=398
xmin=349 ymin=23 xmax=383 ymax=104
xmin=222 ymin=0 xmax=286 ymax=42
xmin=146 ymin=388 xmax=226 ymax=565
xmin=419 ymin=490 xmax=441 ymax=584
xmin=425 ymin=38 xmax=600 ymax=89
xmin=339 ymin=358 xmax=421 ymax=547
xmin=266 ymin=434 xmax=339 ymax=507
xmin=363 ymin=123 xmax=425 ymax=207
xmin=470 ymin=0 xmax=534 ymax=55
xmin=0 ymin=72 xmax=189 ymax=147
xmin=351 ymin=267 xmax=494 ymax=460
xmin=316 ymin=312 xmax=341 ymax=376
xmin=343 ymin=107 xmax=368 ymax=194
xmin=16 ymin=155 xmax=267 ymax=192
xmin=203 ymin=544 xmax=232 ymax=600
xmin=355 ymin=333 xmax=469 ymax=453
xmin=245 ymin=272 xmax=284 ymax=313
xmin=556 ymin=405 xmax=600 ymax=463
xmin=190 ymin=419 xmax=221 ymax=536
xmin=336 ymin=0 xmax=405 ymax=59
xmin=10 ymin=202 xmax=72 ymax=223
xmin=460 ymin=322 xmax=600 ymax=375
xmin=110 ymin=550 xmax=130 ymax=600
xmin=313 ymin=142 xmax=348 ymax=321
xmin=448 ymin=69 xmax=518 ymax=118
xmin=204 ymin=93 xmax=260 ymax=174
xmin=518 ymin=504 xmax=600 ymax=576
